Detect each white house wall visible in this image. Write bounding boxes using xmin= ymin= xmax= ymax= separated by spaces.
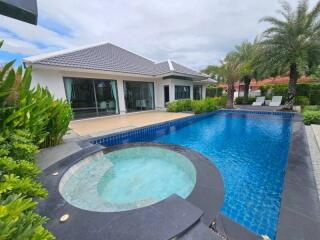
xmin=169 ymin=79 xmax=194 ymax=100
xmin=31 ymin=67 xmax=209 ymax=116
xmin=31 ymin=69 xmax=66 ymax=99
xmin=31 ymin=67 xmax=165 ymax=115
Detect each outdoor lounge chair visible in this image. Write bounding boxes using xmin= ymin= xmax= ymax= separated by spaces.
xmin=269 ymin=96 xmax=282 ymax=107
xmin=252 ymin=97 xmax=265 ymax=106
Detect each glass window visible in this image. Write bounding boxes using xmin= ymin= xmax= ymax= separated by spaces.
xmin=63 ymin=77 xmax=119 ymax=119
xmin=193 ymin=85 xmax=202 ymax=100
xmin=124 ymin=81 xmax=155 ymax=112
xmin=175 ymin=86 xmax=190 ymax=100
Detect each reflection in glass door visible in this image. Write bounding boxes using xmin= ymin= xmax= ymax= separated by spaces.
xmin=94 ymin=80 xmax=119 ymax=116
xmin=124 ymin=81 xmax=155 ymax=112
xmin=64 ymin=77 xmax=119 ymax=119
xmin=64 ymin=78 xmax=97 ymax=118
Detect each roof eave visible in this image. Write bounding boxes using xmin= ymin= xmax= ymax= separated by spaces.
xmin=27 ymin=63 xmax=159 ymax=79
xmin=158 ymin=71 xmax=207 ymax=80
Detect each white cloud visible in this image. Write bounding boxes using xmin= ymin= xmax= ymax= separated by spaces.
xmin=0 ymin=0 xmax=319 ymax=70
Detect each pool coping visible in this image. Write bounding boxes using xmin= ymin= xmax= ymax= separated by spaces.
xmin=38 ymin=142 xmax=224 ymax=240
xmin=88 ymin=109 xmax=320 ymax=239
xmin=276 ymin=120 xmax=320 ymax=239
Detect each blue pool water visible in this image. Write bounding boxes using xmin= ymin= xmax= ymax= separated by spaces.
xmin=151 ymin=112 xmax=292 ymax=239
xmin=97 ymin=147 xmax=196 ymax=208
xmin=60 ymin=147 xmax=196 ymax=212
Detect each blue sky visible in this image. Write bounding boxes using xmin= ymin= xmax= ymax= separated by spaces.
xmin=0 ymin=0 xmax=318 ymax=70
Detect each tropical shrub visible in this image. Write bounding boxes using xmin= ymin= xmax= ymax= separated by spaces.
xmin=0 ymin=40 xmax=56 ymax=239
xmin=206 ymin=87 xmax=224 ymax=97
xmin=308 ymin=84 xmax=320 ymax=105
xmin=0 ymin=130 xmax=54 ymax=239
xmin=235 ymin=97 xmax=256 ymax=105
xmin=191 ymin=100 xmax=214 ymax=114
xmin=0 ymin=55 xmax=73 ymax=148
xmin=211 ymin=96 xmax=227 ymax=108
xmin=167 ymin=97 xmax=226 ymax=114
xmin=0 ymin=194 xmax=54 ymax=240
xmin=191 ymin=98 xmax=221 ymax=114
xmin=303 ymin=111 xmax=320 ymax=125
xmin=304 ymin=105 xmax=320 ymax=111
xmin=167 ymin=99 xmax=192 ymax=112
xmin=295 ymin=96 xmax=310 ymax=106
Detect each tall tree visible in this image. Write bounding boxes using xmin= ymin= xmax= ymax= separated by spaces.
xmin=259 ymin=0 xmax=320 ymax=110
xmin=201 ymin=65 xmax=225 ymax=83
xmin=220 ymin=53 xmax=242 ymax=109
xmin=234 ymin=41 xmax=258 ymax=103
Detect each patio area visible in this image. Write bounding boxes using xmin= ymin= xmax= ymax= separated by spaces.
xmin=69 ymin=111 xmax=193 ymax=138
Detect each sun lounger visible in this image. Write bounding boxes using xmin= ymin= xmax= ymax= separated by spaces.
xmin=252 ymin=97 xmax=265 ymax=106
xmin=269 ymin=96 xmax=282 ymax=107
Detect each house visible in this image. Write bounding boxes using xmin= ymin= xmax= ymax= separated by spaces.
xmin=23 ymin=43 xmax=215 ymax=119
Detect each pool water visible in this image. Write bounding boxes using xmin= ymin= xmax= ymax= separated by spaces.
xmin=60 ymin=147 xmax=196 ymax=212
xmin=151 ymin=112 xmax=292 ymax=239
xmin=97 ymin=147 xmax=196 ymax=208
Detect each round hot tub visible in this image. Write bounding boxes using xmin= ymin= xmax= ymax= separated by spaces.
xmin=59 ymin=146 xmax=196 ymax=212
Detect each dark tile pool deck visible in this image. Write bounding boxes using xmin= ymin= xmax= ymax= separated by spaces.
xmin=276 ymin=121 xmax=320 ymax=240
xmin=37 ymin=109 xmax=320 ymax=239
xmin=38 ymin=142 xmax=225 ymax=240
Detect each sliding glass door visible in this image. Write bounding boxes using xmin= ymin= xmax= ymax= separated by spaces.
xmin=124 ymin=81 xmax=155 ymax=112
xmin=64 ymin=77 xmax=119 ymax=119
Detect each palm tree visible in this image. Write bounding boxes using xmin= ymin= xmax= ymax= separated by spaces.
xmin=233 ymin=41 xmax=259 ymax=103
xmin=220 ymin=53 xmax=242 ymax=108
xmin=201 ymin=65 xmax=225 ymax=83
xmin=259 ymin=0 xmax=320 ymax=110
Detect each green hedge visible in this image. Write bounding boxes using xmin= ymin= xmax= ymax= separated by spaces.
xmin=206 ymin=87 xmax=224 ymax=97
xmin=259 ymin=83 xmax=320 ymax=105
xmin=303 ymin=111 xmax=320 ymax=125
xmin=235 ymin=97 xmax=256 ymax=105
xmin=303 ymin=105 xmax=320 ymax=111
xmin=167 ymin=99 xmax=192 ymax=112
xmin=192 ymin=98 xmax=217 ymax=114
xmin=259 ymin=86 xmax=270 ymax=96
xmin=167 ymin=97 xmax=227 ymax=114
xmin=294 ymin=96 xmax=310 ymax=106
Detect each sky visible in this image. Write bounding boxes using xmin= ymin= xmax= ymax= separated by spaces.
xmin=0 ymin=0 xmax=318 ymax=70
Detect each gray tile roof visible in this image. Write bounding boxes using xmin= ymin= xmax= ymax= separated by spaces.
xmin=24 ymin=43 xmax=205 ymax=78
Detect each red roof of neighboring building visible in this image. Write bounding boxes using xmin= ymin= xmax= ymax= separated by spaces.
xmin=218 ymin=76 xmax=313 ymax=90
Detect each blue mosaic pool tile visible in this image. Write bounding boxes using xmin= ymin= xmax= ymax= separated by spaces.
xmin=90 ymin=110 xmax=295 ymax=147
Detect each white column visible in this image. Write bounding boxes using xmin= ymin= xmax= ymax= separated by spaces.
xmin=202 ymin=84 xmax=207 ymax=99
xmin=169 ymin=80 xmax=175 ymax=102
xmin=117 ymin=79 xmax=126 ymax=114
xmin=190 ymin=85 xmax=194 ymax=100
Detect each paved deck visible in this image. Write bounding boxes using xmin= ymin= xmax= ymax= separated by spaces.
xmin=307 ymin=124 xmax=320 ymax=199
xmin=69 ymin=111 xmax=192 ymax=137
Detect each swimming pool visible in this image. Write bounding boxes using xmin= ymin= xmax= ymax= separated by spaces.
xmin=154 ymin=111 xmax=292 ymax=239
xmin=95 ymin=110 xmax=293 ymax=239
